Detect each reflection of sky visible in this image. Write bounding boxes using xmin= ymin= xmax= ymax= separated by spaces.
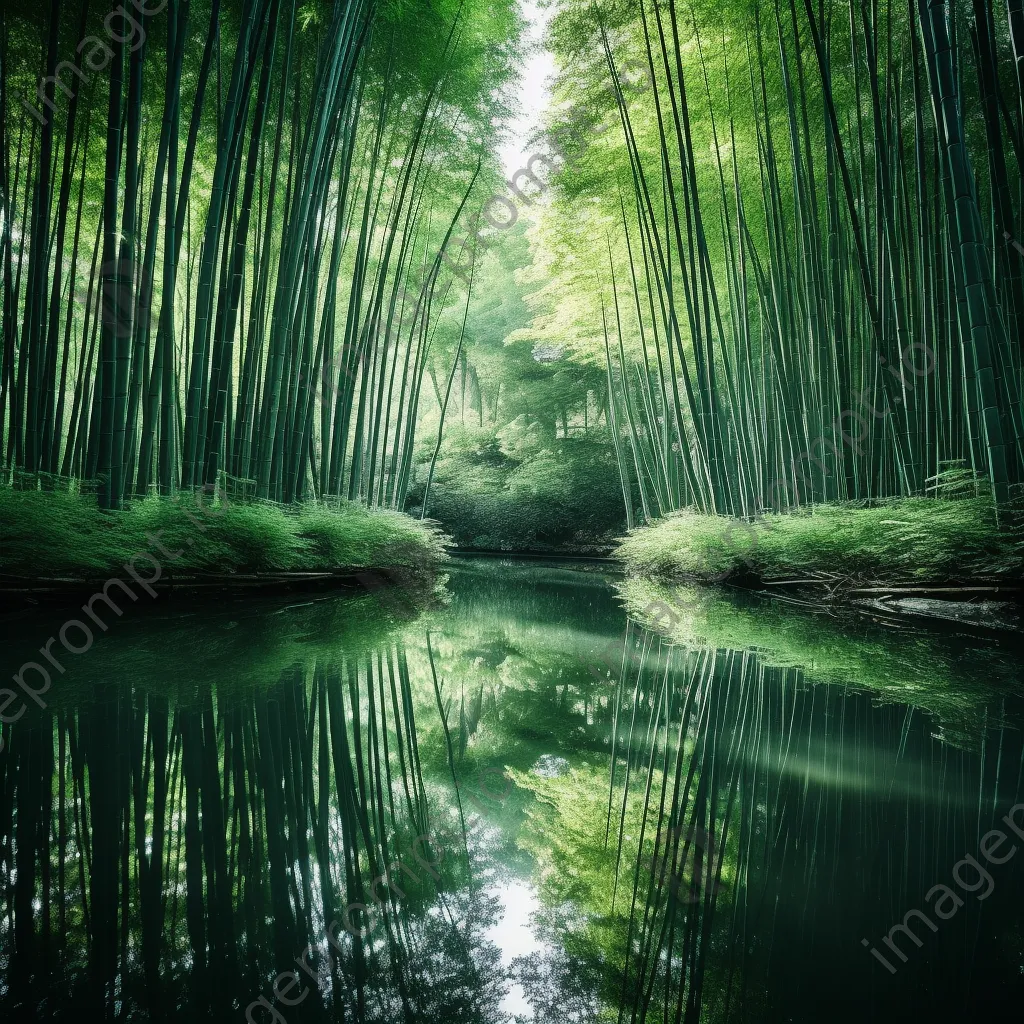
xmin=499 ymin=0 xmax=557 ymax=177
xmin=484 ymin=879 xmax=546 ymax=1019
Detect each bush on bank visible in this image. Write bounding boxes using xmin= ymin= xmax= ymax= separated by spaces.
xmin=615 ymin=497 xmax=1024 ymax=587
xmin=408 ymin=422 xmax=627 ymax=551
xmin=0 ymin=486 xmax=446 ymax=580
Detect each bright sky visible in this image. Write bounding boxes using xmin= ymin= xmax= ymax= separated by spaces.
xmin=498 ymin=0 xmax=556 ymax=178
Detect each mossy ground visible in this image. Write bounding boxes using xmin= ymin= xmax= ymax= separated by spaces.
xmin=0 ymin=485 xmax=447 ymax=581
xmin=616 ymin=497 xmax=1024 ymax=589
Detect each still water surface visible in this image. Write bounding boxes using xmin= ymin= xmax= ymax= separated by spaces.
xmin=1 ymin=559 xmax=1023 ymax=1022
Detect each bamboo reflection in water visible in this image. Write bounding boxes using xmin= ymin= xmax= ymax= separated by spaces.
xmin=0 ymin=644 xmax=505 ymax=1022
xmin=606 ymin=638 xmax=1024 ymax=1023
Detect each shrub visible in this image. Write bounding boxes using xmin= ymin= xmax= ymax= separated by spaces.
xmin=294 ymin=502 xmax=446 ymax=571
xmin=411 ymin=422 xmax=627 ymax=549
xmin=616 ymin=497 xmax=1024 ymax=586
xmin=0 ymin=486 xmax=121 ymax=577
xmin=0 ymin=485 xmax=445 ymax=581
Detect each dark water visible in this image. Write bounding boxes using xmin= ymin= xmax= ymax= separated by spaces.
xmin=1 ymin=559 xmax=1023 ymax=1022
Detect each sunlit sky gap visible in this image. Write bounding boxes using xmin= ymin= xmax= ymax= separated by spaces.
xmin=499 ymin=0 xmax=556 ymax=177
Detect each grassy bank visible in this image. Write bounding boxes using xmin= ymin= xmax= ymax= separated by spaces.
xmin=616 ymin=497 xmax=1023 ymax=590
xmin=0 ymin=486 xmax=446 ymax=582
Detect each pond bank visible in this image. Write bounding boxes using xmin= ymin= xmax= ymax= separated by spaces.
xmin=0 ymin=487 xmax=446 ymax=605
xmin=615 ymin=497 xmax=1023 ymax=600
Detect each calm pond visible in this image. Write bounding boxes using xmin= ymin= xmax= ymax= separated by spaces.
xmin=1 ymin=559 xmax=1023 ymax=1022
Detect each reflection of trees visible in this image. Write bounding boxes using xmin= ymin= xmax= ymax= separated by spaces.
xmin=512 ymin=635 xmax=1024 ymax=1023
xmin=5 ymin=564 xmax=1023 ymax=1022
xmin=0 ymin=645 xmax=508 ymax=1021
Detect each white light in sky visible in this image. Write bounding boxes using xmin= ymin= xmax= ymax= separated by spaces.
xmin=498 ymin=0 xmax=556 ymax=178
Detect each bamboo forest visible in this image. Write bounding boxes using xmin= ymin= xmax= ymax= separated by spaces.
xmin=2 ymin=0 xmax=1024 ymax=1019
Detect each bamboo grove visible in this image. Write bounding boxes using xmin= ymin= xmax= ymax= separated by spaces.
xmin=540 ymin=0 xmax=1024 ymax=519
xmin=0 ymin=0 xmax=521 ymax=509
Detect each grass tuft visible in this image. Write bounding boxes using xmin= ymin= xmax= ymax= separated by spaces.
xmin=616 ymin=497 xmax=1024 ymax=587
xmin=0 ymin=486 xmax=446 ymax=581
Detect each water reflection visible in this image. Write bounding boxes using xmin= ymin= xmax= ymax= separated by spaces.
xmin=1 ymin=560 xmax=1022 ymax=1021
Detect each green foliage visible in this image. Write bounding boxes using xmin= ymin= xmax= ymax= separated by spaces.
xmin=615 ymin=509 xmax=756 ymax=581
xmin=616 ymin=498 xmax=1024 ymax=586
xmin=0 ymin=487 xmax=125 ymax=578
xmin=416 ymin=216 xmax=627 ymax=552
xmin=410 ymin=422 xmax=626 ymax=549
xmin=125 ymin=497 xmax=304 ymax=572
xmin=2 ymin=0 xmax=525 ymax=510
xmin=293 ymin=501 xmax=447 ymax=570
xmin=0 ymin=486 xmax=445 ymax=579
xmin=530 ymin=0 xmax=1024 ymax=518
